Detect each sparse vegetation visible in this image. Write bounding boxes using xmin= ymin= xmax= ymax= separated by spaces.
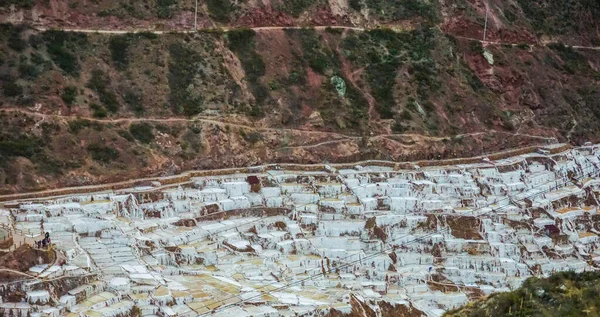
xmin=342 ymin=27 xmax=438 ymax=119
xmin=109 ymin=35 xmax=132 ymax=70
xmin=446 ymin=271 xmax=600 ymax=317
xmin=517 ymin=0 xmax=600 ymax=36
xmin=61 ymin=86 xmax=78 ymax=105
xmin=123 ymin=90 xmax=144 ymax=114
xmin=168 ymin=43 xmax=205 ymax=116
xmin=42 ymin=30 xmax=87 ymax=77
xmin=288 ymin=28 xmax=339 ymax=75
xmin=129 ymin=123 xmax=154 ymax=144
xmin=548 ymin=43 xmax=588 ymax=74
xmin=18 ymin=60 xmax=39 ymax=79
xmin=68 ymin=119 xmax=92 ymax=134
xmin=240 ymin=130 xmax=263 ymax=144
xmin=3 ymin=0 xmax=34 ymax=9
xmin=7 ymin=26 xmax=26 ymax=52
xmin=87 ymin=144 xmax=119 ymax=163
xmin=0 ymin=134 xmax=42 ymax=158
xmin=206 ymin=0 xmax=235 ymax=22
xmin=462 ymin=62 xmax=484 ymax=92
xmin=349 ymin=0 xmax=362 ymax=11
xmin=90 ymin=103 xmax=108 ymax=118
xmin=470 ymin=40 xmax=484 ymax=54
xmin=0 ymin=7 xmax=598 ymax=194
xmin=227 ymin=29 xmax=268 ymax=113
xmin=118 ymin=129 xmax=135 ymax=142
xmin=280 ymin=0 xmax=315 ymax=17
xmin=156 ymin=0 xmax=178 ymax=18
xmin=360 ymin=0 xmax=438 ymax=23
xmin=87 ymin=69 xmax=119 ymax=113
xmin=3 ymin=81 xmax=23 ymax=97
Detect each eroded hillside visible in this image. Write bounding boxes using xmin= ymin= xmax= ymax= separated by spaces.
xmin=3 ymin=0 xmax=600 ymax=45
xmin=1 ymin=0 xmax=439 ymax=30
xmin=0 ymin=0 xmax=599 ymax=193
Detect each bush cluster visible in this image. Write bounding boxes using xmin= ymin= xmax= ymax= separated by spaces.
xmin=87 ymin=144 xmax=119 ymax=163
xmin=129 ymin=123 xmax=154 ymax=144
xmin=42 ymin=30 xmax=87 ymax=77
xmin=87 ymin=69 xmax=119 ymax=113
xmin=168 ymin=43 xmax=205 ymax=116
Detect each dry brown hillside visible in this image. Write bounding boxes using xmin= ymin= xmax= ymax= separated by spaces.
xmin=0 ymin=0 xmax=599 ymax=193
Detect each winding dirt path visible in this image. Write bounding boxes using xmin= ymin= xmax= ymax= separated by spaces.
xmin=0 ymin=141 xmax=566 ymax=204
xmin=0 ymin=107 xmax=558 ymax=143
xmin=34 ymin=25 xmax=366 ymax=34
xmin=33 ymin=25 xmax=600 ymax=50
xmin=451 ymin=34 xmax=600 ymax=50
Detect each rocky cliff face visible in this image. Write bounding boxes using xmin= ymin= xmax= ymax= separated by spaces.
xmin=0 ymin=0 xmax=598 ymax=193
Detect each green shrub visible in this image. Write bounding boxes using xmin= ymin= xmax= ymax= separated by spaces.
xmin=281 ymin=0 xmax=314 ymax=17
xmin=18 ymin=62 xmax=39 ymax=79
xmin=137 ymin=32 xmax=158 ymax=40
xmin=400 ymin=110 xmax=412 ymax=120
xmin=3 ymin=82 xmax=23 ymax=97
xmin=87 ymin=69 xmax=109 ymax=93
xmin=30 ymin=52 xmax=48 ymax=66
xmin=3 ymin=0 xmax=34 ymax=9
xmin=90 ymin=104 xmax=107 ymax=118
xmin=447 ymin=271 xmax=600 ymax=317
xmin=155 ymin=124 xmax=170 ymax=134
xmin=188 ymin=124 xmax=202 ymax=134
xmin=517 ymin=0 xmax=600 ymax=35
xmin=181 ymin=129 xmax=204 ymax=154
xmin=504 ymin=9 xmax=516 ymax=22
xmin=342 ymin=27 xmax=438 ymax=119
xmin=28 ymin=35 xmax=44 ymax=49
xmin=391 ymin=121 xmax=405 ymax=133
xmin=61 ymin=86 xmax=77 ymax=105
xmin=548 ymin=43 xmax=588 ymax=74
xmin=42 ymin=30 xmax=87 ymax=77
xmin=124 ymin=90 xmax=144 ymax=114
xmin=87 ymin=144 xmax=119 ymax=163
xmin=241 ymin=131 xmax=263 ymax=144
xmin=248 ymin=105 xmax=263 ymax=117
xmin=156 ymin=0 xmax=177 ymax=18
xmin=422 ymin=100 xmax=435 ymax=112
xmin=226 ymin=29 xmax=268 ymax=107
xmin=118 ymin=129 xmax=135 ymax=142
xmin=470 ymin=40 xmax=484 ymax=54
xmin=349 ymin=0 xmax=362 ymax=11
xmin=109 ymin=35 xmax=132 ymax=69
xmin=362 ymin=0 xmax=437 ymax=22
xmin=366 ymin=61 xmax=399 ymax=119
xmin=0 ymin=135 xmax=41 ymax=158
xmin=129 ymin=122 xmax=154 ymax=144
xmin=68 ymin=119 xmax=91 ymax=133
xmin=413 ymin=59 xmax=439 ymax=99
xmin=206 ymin=0 xmax=234 ymax=22
xmin=167 ymin=43 xmax=204 ymax=116
xmin=227 ymin=30 xmax=266 ymax=80
xmin=324 ymin=27 xmax=342 ymax=34
xmin=87 ymin=69 xmax=119 ymax=112
xmin=8 ymin=27 xmax=26 ymax=52
xmin=289 ymin=28 xmax=338 ymax=75
xmin=465 ymin=67 xmax=484 ymax=91
xmin=343 ymin=76 xmax=369 ymax=129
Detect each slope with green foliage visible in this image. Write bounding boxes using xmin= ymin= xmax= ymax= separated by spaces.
xmin=0 ymin=22 xmax=599 ymax=193
xmin=445 ymin=271 xmax=600 ymax=317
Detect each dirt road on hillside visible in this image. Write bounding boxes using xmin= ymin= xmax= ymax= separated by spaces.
xmin=34 ymin=25 xmax=600 ymax=50
xmin=0 ymin=107 xmax=558 ymax=143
